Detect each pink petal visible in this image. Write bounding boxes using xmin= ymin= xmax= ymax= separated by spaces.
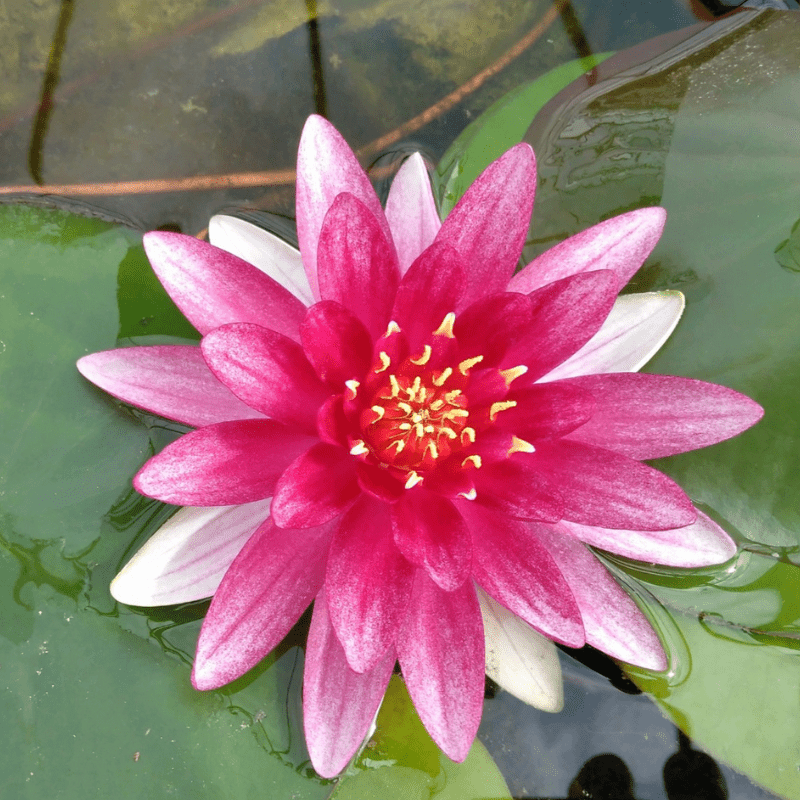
xmin=142 ymin=232 xmax=306 ymax=338
xmin=477 ymin=588 xmax=563 ymax=712
xmin=435 ymin=143 xmax=536 ymax=309
xmin=384 ymin=152 xmax=442 ymax=274
xmin=134 ymin=419 xmax=314 ymax=505
xmin=453 ymin=293 xmax=531 ymax=366
xmin=111 ymin=500 xmax=271 ymax=605
xmin=532 ymin=526 xmax=667 ymax=670
xmin=77 ymin=346 xmax=262 ymax=427
xmin=391 ymin=490 xmax=472 ymax=591
xmin=326 ymin=496 xmax=415 ymax=673
xmin=391 ymin=241 xmax=465 ymax=352
xmin=472 ymin=459 xmax=563 ymax=523
xmin=397 ymin=572 xmax=485 ymax=763
xmin=459 ymin=502 xmax=584 ymax=647
xmin=316 ymin=193 xmax=400 ymax=340
xmin=541 ymin=291 xmax=684 ymax=380
xmin=296 ymin=115 xmax=391 ymax=299
xmin=316 ymin=395 xmax=349 ymax=447
xmin=208 ymin=214 xmax=314 ymax=305
xmin=300 ymin=301 xmax=373 ymax=388
xmin=192 ymin=514 xmax=336 ymax=689
xmin=508 ymin=207 xmax=667 ymax=293
xmin=506 ymin=271 xmax=620 ymax=380
xmin=271 ymin=443 xmax=360 ymax=528
xmin=558 ymin=510 xmax=737 ymax=567
xmin=561 ymin=373 xmax=763 ymax=459
xmin=498 ymin=382 xmax=595 ymax=440
xmin=355 ymin=462 xmax=405 ymax=503
xmin=201 ymin=323 xmax=330 ymax=433
xmin=303 ymin=590 xmax=395 ymax=778
xmin=522 ymin=441 xmax=696 ymax=531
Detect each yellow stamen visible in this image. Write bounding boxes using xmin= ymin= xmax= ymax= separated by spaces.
xmin=397 ymin=401 xmax=413 ymax=414
xmin=387 ymin=439 xmax=405 ymax=454
xmin=462 ymin=455 xmax=482 ymax=469
xmin=433 ymin=312 xmax=456 ymax=338
xmin=375 ymin=351 xmax=391 ymax=373
xmin=507 ymin=435 xmax=535 ymax=456
xmin=389 ymin=375 xmax=401 ymax=397
xmin=445 ymin=408 xmax=469 ymax=419
xmin=405 ymin=471 xmax=423 ymax=489
xmin=414 ymin=423 xmax=424 ymax=438
xmin=458 ymin=355 xmax=484 ymax=375
xmin=489 ymin=400 xmax=517 ymax=421
xmin=385 ymin=320 xmax=401 ymax=335
xmin=461 ymin=427 xmax=476 ymax=444
xmin=445 ymin=389 xmax=462 ymax=403
xmin=430 ymin=399 xmax=445 ymax=411
xmin=499 ymin=365 xmax=528 ymax=386
xmin=349 ymin=440 xmax=369 ymax=456
xmin=410 ymin=345 xmax=432 ymax=366
xmin=345 ymin=380 xmax=360 ymax=399
xmin=406 ymin=376 xmax=422 ymax=401
xmin=425 ymin=441 xmax=439 ymax=459
xmin=440 ymin=427 xmax=457 ymax=440
xmin=399 ymin=422 xmax=412 ymax=431
xmin=370 ymin=405 xmax=385 ymax=422
xmin=432 ymin=367 xmax=453 ymax=387
xmin=458 ymin=487 xmax=477 ymax=501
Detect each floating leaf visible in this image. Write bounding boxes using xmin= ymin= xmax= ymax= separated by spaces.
xmin=0 ymin=200 xmax=328 ymax=799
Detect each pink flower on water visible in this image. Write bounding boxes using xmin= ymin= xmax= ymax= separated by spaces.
xmin=78 ymin=115 xmax=762 ymax=777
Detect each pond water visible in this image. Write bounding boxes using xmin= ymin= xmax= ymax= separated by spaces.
xmin=1 ymin=2 xmax=799 ymax=799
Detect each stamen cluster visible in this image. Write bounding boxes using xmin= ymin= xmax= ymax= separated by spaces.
xmin=342 ymin=312 xmax=529 ymax=492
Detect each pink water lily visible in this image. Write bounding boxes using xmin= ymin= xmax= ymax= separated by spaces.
xmin=78 ymin=115 xmax=762 ymax=777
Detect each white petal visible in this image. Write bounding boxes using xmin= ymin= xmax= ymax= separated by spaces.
xmin=540 ymin=290 xmax=684 ymax=380
xmin=110 ymin=500 xmax=271 ymax=606
xmin=384 ymin=153 xmax=442 ymax=274
xmin=208 ymin=215 xmax=314 ymax=306
xmin=478 ymin=588 xmax=564 ymax=712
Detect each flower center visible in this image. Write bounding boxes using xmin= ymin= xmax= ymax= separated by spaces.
xmin=343 ymin=314 xmax=529 ymax=493
xmin=362 ymin=369 xmax=473 ymax=472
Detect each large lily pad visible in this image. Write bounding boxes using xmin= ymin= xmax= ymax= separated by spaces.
xmin=0 ymin=200 xmax=328 ymax=799
xmin=512 ymin=10 xmax=800 ymax=798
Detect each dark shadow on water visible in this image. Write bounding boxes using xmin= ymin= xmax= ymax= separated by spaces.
xmin=28 ymin=0 xmax=75 ymax=184
xmin=511 ymin=729 xmax=729 ymax=798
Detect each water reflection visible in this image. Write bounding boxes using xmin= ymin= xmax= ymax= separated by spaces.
xmin=663 ymin=731 xmax=727 ymax=800
xmin=502 ymin=733 xmax=731 ymax=799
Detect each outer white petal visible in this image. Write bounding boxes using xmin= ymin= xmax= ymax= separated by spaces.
xmin=384 ymin=152 xmax=442 ymax=274
xmin=478 ymin=588 xmax=564 ymax=712
xmin=208 ymin=215 xmax=314 ymax=306
xmin=540 ymin=290 xmax=685 ymax=381
xmin=111 ymin=500 xmax=271 ymax=606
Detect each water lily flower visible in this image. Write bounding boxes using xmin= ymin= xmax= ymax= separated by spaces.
xmin=78 ymin=115 xmax=762 ymax=778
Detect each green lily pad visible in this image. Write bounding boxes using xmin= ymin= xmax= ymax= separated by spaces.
xmin=0 ymin=200 xmax=328 ymax=799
